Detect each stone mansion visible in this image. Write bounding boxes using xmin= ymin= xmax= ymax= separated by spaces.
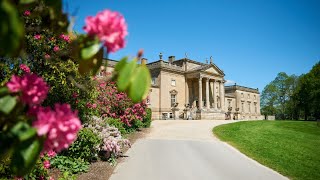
xmin=104 ymin=54 xmax=264 ymax=120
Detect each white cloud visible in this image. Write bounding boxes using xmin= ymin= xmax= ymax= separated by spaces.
xmin=225 ymin=80 xmax=236 ymax=86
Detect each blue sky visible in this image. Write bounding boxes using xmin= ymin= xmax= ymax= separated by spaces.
xmin=65 ymin=0 xmax=320 ymax=92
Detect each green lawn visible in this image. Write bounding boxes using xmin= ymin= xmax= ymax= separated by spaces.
xmin=213 ymin=120 xmax=320 ymax=180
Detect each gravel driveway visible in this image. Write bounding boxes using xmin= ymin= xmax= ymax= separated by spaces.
xmin=109 ymin=120 xmax=287 ymax=180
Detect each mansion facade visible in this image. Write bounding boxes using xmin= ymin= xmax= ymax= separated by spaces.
xmin=104 ymin=55 xmax=264 ymax=120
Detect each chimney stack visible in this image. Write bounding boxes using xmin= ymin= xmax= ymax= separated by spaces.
xmin=168 ymin=56 xmax=175 ymax=64
xmin=141 ymin=58 xmax=148 ymax=65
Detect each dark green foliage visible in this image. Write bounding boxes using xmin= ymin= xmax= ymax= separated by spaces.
xmin=213 ymin=121 xmax=320 ymax=180
xmin=62 ymin=128 xmax=101 ymax=162
xmin=261 ymin=62 xmax=320 ymax=120
xmin=142 ymin=108 xmax=152 ymax=128
xmin=50 ymin=155 xmax=89 ymax=174
xmin=106 ymin=118 xmax=127 ymax=135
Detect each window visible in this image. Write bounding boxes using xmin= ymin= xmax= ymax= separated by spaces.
xmin=241 ymin=102 xmax=244 ymax=112
xmin=254 ymin=95 xmax=256 ymax=100
xmin=228 ymin=99 xmax=231 ymax=107
xmin=248 ymin=102 xmax=251 ymax=113
xmin=151 ymin=77 xmax=156 ymax=85
xmin=171 ymin=94 xmax=176 ymax=107
xmin=241 ymin=93 xmax=244 ymax=98
xmin=169 ymin=90 xmax=178 ymax=107
xmin=254 ymin=103 xmax=257 ymax=113
xmin=248 ymin=94 xmax=250 ymax=99
xmin=171 ymin=79 xmax=176 ymax=86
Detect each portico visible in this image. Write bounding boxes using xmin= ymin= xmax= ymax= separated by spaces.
xmin=185 ymin=72 xmax=226 ymax=119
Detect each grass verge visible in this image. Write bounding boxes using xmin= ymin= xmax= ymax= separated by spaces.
xmin=213 ymin=120 xmax=320 ymax=180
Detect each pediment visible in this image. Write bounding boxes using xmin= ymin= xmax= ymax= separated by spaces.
xmin=205 ymin=67 xmax=220 ymax=74
xmin=202 ymin=64 xmax=225 ymax=76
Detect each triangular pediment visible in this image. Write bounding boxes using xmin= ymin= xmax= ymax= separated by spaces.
xmin=202 ymin=64 xmax=225 ymax=76
xmin=205 ymin=67 xmax=220 ymax=74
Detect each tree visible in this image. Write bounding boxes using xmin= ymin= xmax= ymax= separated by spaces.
xmin=294 ymin=62 xmax=320 ymax=120
xmin=261 ymin=72 xmax=299 ymax=119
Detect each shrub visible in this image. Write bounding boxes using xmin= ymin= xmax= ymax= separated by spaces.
xmin=143 ymin=108 xmax=152 ymax=128
xmin=62 ymin=128 xmax=101 ymax=162
xmin=96 ymin=79 xmax=147 ymax=127
xmin=85 ymin=116 xmax=130 ymax=159
xmin=106 ymin=118 xmax=127 ymax=135
xmin=50 ymin=156 xmax=89 ymax=174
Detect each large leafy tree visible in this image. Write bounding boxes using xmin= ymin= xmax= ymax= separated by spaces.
xmin=293 ymin=62 xmax=320 ymax=120
xmin=261 ymin=72 xmax=299 ymax=119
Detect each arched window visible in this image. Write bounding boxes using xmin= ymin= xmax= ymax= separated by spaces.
xmin=170 ymin=90 xmax=178 ymax=107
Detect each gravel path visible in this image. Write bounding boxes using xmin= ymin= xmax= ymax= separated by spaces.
xmin=109 ymin=120 xmax=288 ymax=180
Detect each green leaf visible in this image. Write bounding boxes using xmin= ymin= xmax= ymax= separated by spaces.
xmin=0 ymin=95 xmax=17 ymax=115
xmin=117 ymin=60 xmax=137 ymax=91
xmin=11 ymin=138 xmax=42 ymax=176
xmin=0 ymin=0 xmax=24 ymax=56
xmin=0 ymin=87 xmax=9 ymax=97
xmin=78 ymin=47 xmax=103 ymax=75
xmin=19 ymin=0 xmax=37 ymax=4
xmin=129 ymin=65 xmax=151 ymax=102
xmin=115 ymin=57 xmax=128 ymax=72
xmin=10 ymin=122 xmax=37 ymax=142
xmin=81 ymin=43 xmax=101 ymax=60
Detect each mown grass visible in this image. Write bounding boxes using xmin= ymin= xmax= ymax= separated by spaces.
xmin=213 ymin=120 xmax=320 ymax=180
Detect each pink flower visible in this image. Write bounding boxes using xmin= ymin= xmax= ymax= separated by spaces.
xmin=7 ymin=74 xmax=49 ymax=105
xmin=53 ymin=46 xmax=60 ymax=52
xmin=32 ymin=104 xmax=82 ymax=152
xmin=19 ymin=64 xmax=30 ymax=73
xmin=45 ymin=54 xmax=51 ymax=59
xmin=43 ymin=160 xmax=50 ymax=169
xmin=83 ymin=10 xmax=128 ymax=53
xmin=49 ymin=177 xmax=54 ymax=180
xmin=34 ymin=34 xmax=41 ymax=40
xmin=92 ymin=103 xmax=97 ymax=108
xmin=59 ymin=34 xmax=71 ymax=43
xmin=47 ymin=150 xmax=57 ymax=158
xmin=72 ymin=92 xmax=79 ymax=98
xmin=24 ymin=10 xmax=31 ymax=16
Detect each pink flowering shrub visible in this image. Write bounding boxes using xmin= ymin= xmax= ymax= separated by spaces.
xmin=85 ymin=116 xmax=130 ymax=158
xmin=96 ymin=76 xmax=147 ymax=127
xmin=43 ymin=160 xmax=50 ymax=169
xmin=19 ymin=64 xmax=31 ymax=73
xmin=7 ymin=73 xmax=49 ymax=105
xmin=32 ymin=104 xmax=82 ymax=153
xmin=83 ymin=10 xmax=128 ymax=53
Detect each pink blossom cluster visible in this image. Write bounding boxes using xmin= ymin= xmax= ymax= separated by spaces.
xmin=24 ymin=10 xmax=31 ymax=16
xmin=86 ymin=102 xmax=97 ymax=109
xmin=85 ymin=116 xmax=130 ymax=156
xmin=96 ymin=79 xmax=147 ymax=126
xmin=44 ymin=54 xmax=51 ymax=59
xmin=7 ymin=73 xmax=49 ymax=105
xmin=32 ymin=104 xmax=82 ymax=152
xmin=19 ymin=64 xmax=31 ymax=73
xmin=83 ymin=10 xmax=128 ymax=53
xmin=34 ymin=34 xmax=41 ymax=40
xmin=53 ymin=46 xmax=60 ymax=52
xmin=59 ymin=34 xmax=71 ymax=43
xmin=43 ymin=160 xmax=50 ymax=169
xmin=102 ymin=138 xmax=120 ymax=153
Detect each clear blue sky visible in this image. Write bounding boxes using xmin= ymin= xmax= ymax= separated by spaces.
xmin=65 ymin=0 xmax=320 ymax=92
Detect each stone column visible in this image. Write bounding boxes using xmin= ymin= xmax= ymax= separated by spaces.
xmin=210 ymin=81 xmax=214 ymax=108
xmin=198 ymin=77 xmax=203 ymax=109
xmin=213 ymin=80 xmax=217 ymax=109
xmin=185 ymin=78 xmax=189 ymax=105
xmin=205 ymin=78 xmax=210 ymax=109
xmin=220 ymin=80 xmax=225 ymax=111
